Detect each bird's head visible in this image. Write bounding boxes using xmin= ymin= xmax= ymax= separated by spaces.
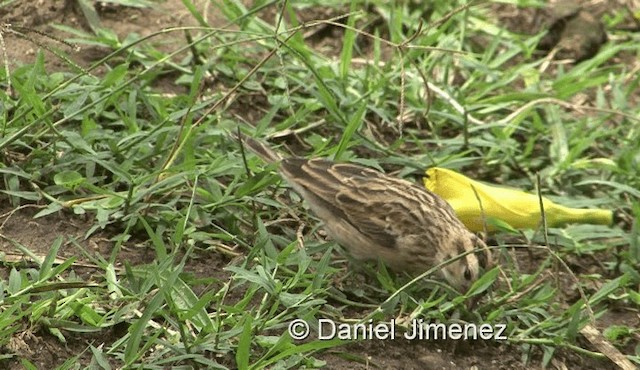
xmin=439 ymin=233 xmax=491 ymax=292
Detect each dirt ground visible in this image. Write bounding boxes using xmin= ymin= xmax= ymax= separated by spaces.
xmin=0 ymin=0 xmax=636 ymax=369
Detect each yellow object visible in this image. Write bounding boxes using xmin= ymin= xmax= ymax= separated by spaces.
xmin=424 ymin=167 xmax=613 ymax=232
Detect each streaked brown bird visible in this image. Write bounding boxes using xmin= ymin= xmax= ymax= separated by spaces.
xmin=236 ymin=133 xmax=490 ymax=291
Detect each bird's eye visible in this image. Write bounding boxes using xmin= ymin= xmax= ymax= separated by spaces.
xmin=464 ymin=268 xmax=472 ymax=281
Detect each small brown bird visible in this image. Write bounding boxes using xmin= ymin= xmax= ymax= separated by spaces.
xmin=236 ymin=133 xmax=490 ymax=291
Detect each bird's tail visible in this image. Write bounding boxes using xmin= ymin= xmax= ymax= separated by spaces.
xmin=233 ymin=131 xmax=282 ymax=163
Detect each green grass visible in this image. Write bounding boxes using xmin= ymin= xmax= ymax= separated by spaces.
xmin=1 ymin=0 xmax=639 ymax=368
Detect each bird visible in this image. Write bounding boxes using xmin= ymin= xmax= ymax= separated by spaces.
xmin=235 ymin=132 xmax=491 ymax=291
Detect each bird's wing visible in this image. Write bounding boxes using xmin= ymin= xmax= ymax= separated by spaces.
xmin=280 ymin=159 xmax=438 ymax=249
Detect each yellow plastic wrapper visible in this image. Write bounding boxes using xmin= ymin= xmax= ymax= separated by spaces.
xmin=424 ymin=167 xmax=613 ymax=232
